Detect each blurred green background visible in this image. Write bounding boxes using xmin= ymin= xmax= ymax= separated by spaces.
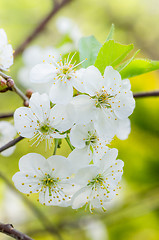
xmin=0 ymin=0 xmax=159 ymax=239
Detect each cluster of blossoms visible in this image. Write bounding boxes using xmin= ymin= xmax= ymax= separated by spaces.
xmin=12 ymin=50 xmax=135 ymax=212
xmin=0 ymin=28 xmax=135 ymax=212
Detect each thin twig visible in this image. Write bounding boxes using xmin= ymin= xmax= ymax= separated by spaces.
xmin=14 ymin=0 xmax=72 ymax=58
xmin=0 ymin=136 xmax=24 ymax=153
xmin=0 ymin=222 xmax=33 ymax=240
xmin=0 ymin=112 xmax=14 ymax=118
xmin=0 ymin=71 xmax=28 ymax=103
xmin=133 ymin=90 xmax=159 ymax=98
xmin=0 ymin=172 xmax=62 ymax=240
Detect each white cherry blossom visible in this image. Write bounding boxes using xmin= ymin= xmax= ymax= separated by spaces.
xmin=30 ymin=53 xmax=85 ymax=104
xmin=0 ymin=121 xmax=16 ymax=157
xmin=18 ymin=45 xmax=60 ymax=94
xmin=72 ymin=66 xmax=135 ymax=139
xmin=71 ymin=148 xmax=124 ymax=212
xmin=0 ymin=29 xmax=13 ymax=69
xmin=68 ymin=122 xmax=111 ymax=171
xmin=14 ymin=92 xmax=75 ymax=148
xmin=12 ymin=153 xmax=74 ymax=206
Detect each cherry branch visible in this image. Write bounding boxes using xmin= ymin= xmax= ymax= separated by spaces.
xmin=0 ymin=112 xmax=14 ymax=118
xmin=0 ymin=71 xmax=29 ymax=105
xmin=14 ymin=0 xmax=72 ymax=58
xmin=0 ymin=172 xmax=62 ymax=240
xmin=133 ymin=90 xmax=159 ymax=98
xmin=0 ymin=136 xmax=24 ymax=153
xmin=0 ymin=222 xmax=32 ymax=240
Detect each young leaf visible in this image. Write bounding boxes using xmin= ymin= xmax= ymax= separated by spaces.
xmin=120 ymin=58 xmax=159 ymax=79
xmin=79 ymin=36 xmax=102 ymax=68
xmin=106 ymin=24 xmax=115 ymax=41
xmin=116 ymin=49 xmax=140 ymax=72
xmin=95 ymin=40 xmax=134 ymax=74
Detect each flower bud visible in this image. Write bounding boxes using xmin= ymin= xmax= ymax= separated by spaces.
xmin=26 ymin=89 xmax=33 ymax=99
xmin=7 ymin=78 xmax=14 ymax=88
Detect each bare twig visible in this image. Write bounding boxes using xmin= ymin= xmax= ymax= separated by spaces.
xmin=0 ymin=222 xmax=33 ymax=240
xmin=133 ymin=90 xmax=159 ymax=98
xmin=0 ymin=112 xmax=14 ymax=118
xmin=0 ymin=172 xmax=62 ymax=240
xmin=14 ymin=0 xmax=72 ymax=58
xmin=0 ymin=71 xmax=28 ymax=103
xmin=0 ymin=136 xmax=24 ymax=153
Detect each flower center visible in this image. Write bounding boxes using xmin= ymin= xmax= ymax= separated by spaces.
xmin=42 ymin=174 xmax=57 ymax=187
xmin=93 ymin=91 xmax=114 ymax=109
xmin=85 ymin=131 xmax=97 ymax=146
xmin=40 ymin=125 xmax=50 ymax=133
xmin=87 ymin=174 xmax=104 ymax=188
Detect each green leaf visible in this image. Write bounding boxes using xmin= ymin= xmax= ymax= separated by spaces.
xmin=95 ymin=40 xmax=134 ymax=74
xmin=79 ymin=36 xmax=102 ymax=68
xmin=106 ymin=24 xmax=115 ymax=41
xmin=116 ymin=49 xmax=140 ymax=72
xmin=120 ymin=58 xmax=159 ymax=79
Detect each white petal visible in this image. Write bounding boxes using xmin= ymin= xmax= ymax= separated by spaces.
xmin=70 ymin=124 xmax=93 ymax=148
xmin=23 ymin=45 xmax=43 ymax=67
xmin=30 ymin=63 xmax=56 ymax=83
xmin=72 ymin=68 xmax=86 ymax=93
xmin=82 ymin=66 xmax=103 ymax=96
xmin=98 ymin=148 xmax=118 ymax=170
xmin=103 ymin=66 xmax=122 ymax=92
xmin=0 ymin=29 xmax=8 ymax=47
xmin=122 ymin=79 xmax=131 ymax=90
xmin=12 ymin=172 xmax=40 ymax=194
xmin=29 ymin=92 xmax=51 ymax=122
xmin=71 ymin=95 xmax=96 ymax=124
xmin=0 ymin=44 xmax=13 ymax=69
xmin=113 ymin=91 xmax=135 ymax=119
xmin=49 ymin=103 xmax=75 ymax=132
xmin=74 ymin=165 xmax=99 ymax=185
xmin=68 ymin=148 xmax=92 ymax=174
xmin=72 ymin=187 xmax=92 ymax=209
xmin=14 ymin=107 xmax=37 ymax=138
xmin=47 ymin=155 xmax=70 ymax=178
xmin=0 ymin=121 xmax=16 ymax=138
xmin=116 ymin=118 xmax=131 ymax=140
xmin=49 ymin=80 xmax=73 ymax=104
xmin=18 ymin=153 xmax=48 ymax=174
xmin=94 ymin=108 xmax=117 ymax=139
xmin=1 ymin=146 xmax=16 ymax=157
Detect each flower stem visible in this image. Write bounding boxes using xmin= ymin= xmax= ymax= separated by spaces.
xmin=53 ymin=138 xmax=59 ymax=155
xmin=65 ymin=134 xmax=75 ymax=151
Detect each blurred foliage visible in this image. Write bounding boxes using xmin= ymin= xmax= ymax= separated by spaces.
xmin=0 ymin=0 xmax=159 ymax=240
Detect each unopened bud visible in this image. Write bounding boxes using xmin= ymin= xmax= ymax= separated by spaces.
xmin=0 ymin=77 xmax=7 ymax=87
xmin=26 ymin=89 xmax=33 ymax=99
xmin=24 ymin=100 xmax=29 ymax=107
xmin=7 ymin=78 xmax=14 ymax=87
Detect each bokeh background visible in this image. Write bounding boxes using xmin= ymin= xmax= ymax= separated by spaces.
xmin=0 ymin=0 xmax=159 ymax=239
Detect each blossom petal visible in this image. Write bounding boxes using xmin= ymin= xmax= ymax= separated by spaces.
xmin=49 ymin=80 xmax=73 ymax=104
xmin=0 ymin=44 xmax=13 ymax=69
xmin=47 ymin=155 xmax=70 ymax=178
xmin=30 ymin=63 xmax=56 ymax=83
xmin=116 ymin=118 xmax=131 ymax=140
xmin=72 ymin=95 xmax=96 ymax=124
xmin=74 ymin=165 xmax=99 ymax=185
xmin=72 ymin=187 xmax=92 ymax=209
xmin=82 ymin=66 xmax=103 ymax=96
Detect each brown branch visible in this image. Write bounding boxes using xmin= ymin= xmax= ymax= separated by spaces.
xmin=0 ymin=222 xmax=33 ymax=240
xmin=0 ymin=136 xmax=24 ymax=153
xmin=14 ymin=0 xmax=72 ymax=58
xmin=0 ymin=172 xmax=62 ymax=240
xmin=133 ymin=90 xmax=159 ymax=98
xmin=0 ymin=112 xmax=14 ymax=118
xmin=0 ymin=71 xmax=29 ymax=105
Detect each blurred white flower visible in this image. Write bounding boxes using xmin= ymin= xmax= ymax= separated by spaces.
xmin=0 ymin=29 xmax=13 ymax=69
xmin=56 ymin=17 xmax=82 ymax=46
xmin=0 ymin=121 xmax=16 ymax=157
xmin=0 ymin=187 xmax=29 ymax=224
xmin=14 ymin=92 xmax=75 ymax=148
xmin=12 ymin=153 xmax=75 ymax=206
xmin=18 ymin=45 xmax=60 ymax=93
